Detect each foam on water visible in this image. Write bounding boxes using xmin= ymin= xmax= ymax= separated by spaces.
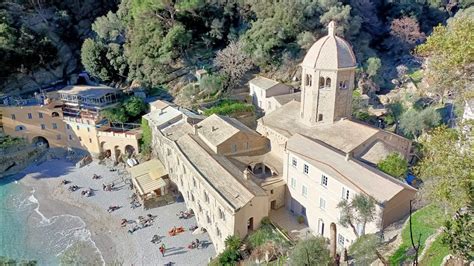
xmin=0 ymin=179 xmax=104 ymax=265
xmin=26 ymin=189 xmax=105 ymax=265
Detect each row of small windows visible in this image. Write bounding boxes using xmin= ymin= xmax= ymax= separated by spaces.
xmin=304 ymin=74 xmax=349 ymax=90
xmin=11 ymin=112 xmax=59 ymax=120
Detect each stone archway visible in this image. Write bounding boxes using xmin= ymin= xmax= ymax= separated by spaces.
xmin=114 ymin=145 xmax=122 ymax=162
xmin=32 ymin=136 xmax=49 ymax=149
xmin=125 ymin=145 xmax=135 ymax=158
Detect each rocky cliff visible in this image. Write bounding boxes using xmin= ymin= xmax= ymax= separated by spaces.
xmin=0 ymin=0 xmax=118 ymax=95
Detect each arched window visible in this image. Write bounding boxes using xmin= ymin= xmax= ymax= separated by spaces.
xmin=305 ymin=74 xmax=313 ymax=86
xmin=319 ymin=77 xmax=325 ymax=89
xmin=325 ymin=77 xmax=331 ymax=88
xmin=15 ymin=125 xmax=26 ymax=131
xmin=51 ymin=112 xmax=59 ymax=117
xmin=339 ymin=80 xmax=348 ymax=90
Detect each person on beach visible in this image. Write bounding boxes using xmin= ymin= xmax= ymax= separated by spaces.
xmin=159 ymin=244 xmax=165 ymax=257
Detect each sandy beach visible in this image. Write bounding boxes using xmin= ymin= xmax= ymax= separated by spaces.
xmin=13 ymin=158 xmax=216 ymax=265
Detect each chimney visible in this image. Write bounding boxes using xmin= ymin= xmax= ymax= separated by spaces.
xmin=193 ymin=124 xmax=199 ymax=135
xmin=345 ymin=153 xmax=350 ymax=161
xmin=243 ymin=168 xmax=251 ymax=180
xmin=211 ymin=126 xmax=217 ymax=132
xmin=159 ymin=108 xmax=164 ymax=115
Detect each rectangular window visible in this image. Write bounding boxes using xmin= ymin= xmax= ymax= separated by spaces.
xmin=302 ymin=185 xmax=308 ymax=198
xmin=89 ymin=138 xmax=92 ymax=143
xmin=38 ymin=112 xmax=43 ymax=119
xmin=11 ymin=114 xmax=16 ymax=120
xmin=292 ymin=157 xmax=297 ymax=167
xmin=66 ymin=124 xmax=71 ymax=130
xmin=342 ymin=187 xmax=350 ymax=200
xmin=246 ymin=142 xmax=249 ymax=150
xmin=78 ymin=137 xmax=82 ymax=141
xmin=68 ymin=135 xmax=72 ymax=141
xmin=56 ymin=134 xmax=61 ymax=140
xmin=52 ymin=123 xmax=57 ymax=129
xmin=303 ymin=164 xmax=309 ymax=174
xmin=231 ymin=144 xmax=237 ymax=153
xmin=338 ymin=234 xmax=345 ymax=246
xmin=41 ymin=124 xmax=45 ymax=130
xmin=321 ymin=175 xmax=328 ymax=187
xmin=290 ymin=177 xmax=296 ymax=189
xmin=76 ymin=125 xmax=80 ymax=130
xmin=27 ymin=113 xmax=32 ymax=119
xmin=319 ymin=197 xmax=326 ymax=210
xmin=87 ymin=127 xmax=90 ymax=132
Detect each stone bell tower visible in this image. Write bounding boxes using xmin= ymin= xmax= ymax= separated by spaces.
xmin=299 ymin=21 xmax=357 ymax=126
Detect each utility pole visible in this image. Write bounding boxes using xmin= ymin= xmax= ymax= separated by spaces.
xmin=409 ymin=200 xmax=421 ymax=265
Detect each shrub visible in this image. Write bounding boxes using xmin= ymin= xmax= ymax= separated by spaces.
xmin=289 ymin=237 xmax=330 ymax=266
xmin=377 ymin=153 xmax=408 ymax=179
xmin=219 ymin=248 xmax=240 ymax=265
xmin=204 ymin=99 xmax=254 ymax=116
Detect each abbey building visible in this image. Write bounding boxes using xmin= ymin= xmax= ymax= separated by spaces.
xmin=146 ymin=21 xmax=416 ymax=253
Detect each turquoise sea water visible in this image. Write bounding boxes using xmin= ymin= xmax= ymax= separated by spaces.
xmin=0 ymin=174 xmax=103 ymax=265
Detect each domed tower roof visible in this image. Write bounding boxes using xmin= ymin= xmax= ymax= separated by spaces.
xmin=301 ymin=21 xmax=356 ymax=70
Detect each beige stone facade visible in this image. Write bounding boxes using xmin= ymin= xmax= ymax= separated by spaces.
xmin=0 ymin=85 xmax=140 ymax=159
xmin=141 ymin=22 xmax=416 ymax=255
xmin=145 ymin=104 xmax=278 ymax=253
xmin=249 ymin=76 xmax=293 ymax=113
xmin=254 ymin=21 xmax=417 ymax=251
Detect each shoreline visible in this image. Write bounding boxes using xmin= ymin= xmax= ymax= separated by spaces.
xmin=17 ymin=161 xmax=135 ymax=265
xmin=6 ymin=158 xmax=216 ymax=265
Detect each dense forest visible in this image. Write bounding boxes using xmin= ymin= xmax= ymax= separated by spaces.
xmin=1 ymin=0 xmax=472 ymax=98
xmin=0 ymin=0 xmax=118 ymax=94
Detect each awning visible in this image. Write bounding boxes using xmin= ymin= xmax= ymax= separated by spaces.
xmin=130 ymin=159 xmax=168 ymax=196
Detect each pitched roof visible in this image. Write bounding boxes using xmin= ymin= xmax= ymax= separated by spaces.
xmin=272 ymin=92 xmax=301 ymax=105
xmin=197 ymin=114 xmax=259 ymax=147
xmin=259 ymin=101 xmax=379 ymax=153
xmin=249 ymin=76 xmax=280 ymax=90
xmin=176 ymin=134 xmax=266 ymax=210
xmin=286 ymin=134 xmax=416 ymax=202
xmin=143 ymin=106 xmax=183 ymax=128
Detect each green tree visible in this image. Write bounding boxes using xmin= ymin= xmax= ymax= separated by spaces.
xmin=289 ymin=237 xmax=330 ymax=266
xmin=416 ymin=10 xmax=474 ymax=102
xmin=123 ymin=96 xmax=147 ymax=118
xmin=81 ymin=39 xmax=111 ymax=81
xmin=219 ymin=235 xmax=242 ymax=264
xmin=399 ymin=107 xmax=441 ymax=139
xmin=200 ymin=74 xmax=223 ymax=96
xmin=338 ymin=194 xmax=377 ymax=237
xmin=415 ymin=124 xmax=473 ymax=213
xmin=349 ymin=234 xmax=386 ymax=266
xmin=101 ymin=106 xmax=128 ymax=123
xmin=377 ymin=153 xmax=408 ymax=179
xmin=442 ymin=208 xmax=474 ymax=261
xmin=140 ymin=118 xmax=152 ymax=155
xmin=365 ymin=57 xmax=381 ymax=79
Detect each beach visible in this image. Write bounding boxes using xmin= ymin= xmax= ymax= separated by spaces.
xmin=0 ymin=159 xmax=216 ymax=265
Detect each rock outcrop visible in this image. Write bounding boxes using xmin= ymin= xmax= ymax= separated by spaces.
xmin=0 ymin=0 xmax=117 ymax=95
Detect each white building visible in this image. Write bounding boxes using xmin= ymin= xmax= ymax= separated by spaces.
xmin=249 ymin=76 xmax=293 ymax=113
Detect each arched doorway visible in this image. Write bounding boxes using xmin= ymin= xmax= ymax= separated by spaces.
xmin=114 ymin=145 xmax=121 ymax=162
xmin=125 ymin=145 xmax=135 ymax=157
xmin=330 ymin=223 xmax=337 ymax=258
xmin=247 ymin=217 xmax=254 ymax=232
xmin=32 ymin=136 xmax=49 ymax=148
